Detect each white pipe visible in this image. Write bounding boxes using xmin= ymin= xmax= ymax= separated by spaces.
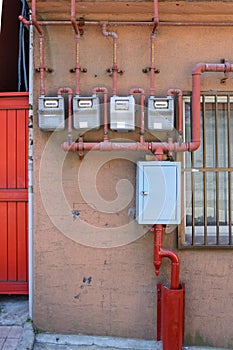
xmin=28 ymin=11 xmax=34 ymax=320
xmin=0 ymin=0 xmax=3 ymax=32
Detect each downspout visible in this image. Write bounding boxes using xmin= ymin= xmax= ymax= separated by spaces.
xmin=28 ymin=11 xmax=34 ymax=319
xmin=102 ymin=22 xmax=118 ymax=96
xmin=92 ymin=87 xmax=109 ymax=142
xmin=129 ymin=88 xmax=145 ymax=143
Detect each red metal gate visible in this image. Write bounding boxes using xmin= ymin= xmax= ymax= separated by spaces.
xmin=0 ymin=92 xmax=29 ymax=294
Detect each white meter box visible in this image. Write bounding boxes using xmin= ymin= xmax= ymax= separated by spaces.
xmin=73 ymin=95 xmax=100 ymax=130
xmin=148 ymin=96 xmax=174 ymax=131
xmin=110 ymin=95 xmax=135 ymax=131
xmin=38 ymin=96 xmax=65 ymax=131
xmin=136 ymin=161 xmax=181 ymax=224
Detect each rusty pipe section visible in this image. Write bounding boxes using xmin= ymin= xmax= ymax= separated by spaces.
xmin=102 ymin=22 xmax=118 ymax=96
xmin=129 ymin=88 xmax=145 ymax=143
xmin=154 ymin=225 xmax=180 ymax=290
xmin=19 ymin=0 xmax=45 ymax=95
xmin=167 ymin=88 xmax=183 ymax=139
xmin=71 ymin=0 xmax=81 ymax=95
xmin=92 ymin=87 xmax=109 ymax=141
xmin=58 ymin=87 xmax=73 ymax=144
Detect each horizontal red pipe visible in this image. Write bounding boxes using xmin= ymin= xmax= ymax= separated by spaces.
xmin=37 ymin=20 xmax=233 ymax=27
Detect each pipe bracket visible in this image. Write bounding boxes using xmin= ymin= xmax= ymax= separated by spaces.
xmin=35 ymin=67 xmax=53 ymax=73
xmin=142 ymin=67 xmax=160 ymax=74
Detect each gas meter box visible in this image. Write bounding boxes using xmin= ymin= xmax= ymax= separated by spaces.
xmin=73 ymin=95 xmax=100 ymax=130
xmin=136 ymin=161 xmax=181 ymax=224
xmin=148 ymin=96 xmax=174 ymax=131
xmin=38 ymin=96 xmax=65 ymax=131
xmin=110 ymin=95 xmax=135 ymax=131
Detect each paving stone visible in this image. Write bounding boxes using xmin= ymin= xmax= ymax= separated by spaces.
xmin=8 ymin=325 xmax=23 ymax=339
xmin=2 ymin=337 xmax=19 ymax=350
xmin=0 ymin=326 xmax=11 ymax=338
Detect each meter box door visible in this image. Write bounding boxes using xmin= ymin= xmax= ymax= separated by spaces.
xmin=110 ymin=95 xmax=135 ymax=131
xmin=148 ymin=96 xmax=174 ymax=131
xmin=136 ymin=161 xmax=181 ymax=224
xmin=73 ymin=95 xmax=100 ymax=130
xmin=38 ymin=96 xmax=65 ymax=131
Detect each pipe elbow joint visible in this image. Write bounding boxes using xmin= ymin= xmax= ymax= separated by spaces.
xmin=192 ymin=63 xmax=206 ymax=76
xmin=188 ymin=140 xmax=201 ymax=152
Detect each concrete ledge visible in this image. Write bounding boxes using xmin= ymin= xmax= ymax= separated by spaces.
xmin=35 ymin=334 xmax=162 ymax=349
xmin=17 ymin=321 xmax=35 ymax=350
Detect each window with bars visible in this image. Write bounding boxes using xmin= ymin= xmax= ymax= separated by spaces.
xmin=179 ymin=93 xmax=233 ymax=248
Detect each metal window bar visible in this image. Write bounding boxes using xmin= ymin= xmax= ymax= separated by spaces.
xmin=180 ymin=92 xmax=233 ymax=249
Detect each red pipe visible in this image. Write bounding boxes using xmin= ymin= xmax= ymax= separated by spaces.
xmin=58 ymin=87 xmax=73 ymax=144
xmin=92 ymin=87 xmax=109 ymax=141
xmin=167 ymin=88 xmax=183 ymax=138
xmin=191 ymin=62 xmax=233 ymax=151
xmin=150 ymin=34 xmax=156 ymax=96
xmin=152 ymin=0 xmax=159 ymax=34
xmin=154 ymin=225 xmax=180 ymax=290
xmin=102 ymin=22 xmax=118 ymax=96
xmin=71 ymin=0 xmax=81 ymax=95
xmin=129 ymin=88 xmax=145 ymax=143
xmin=19 ymin=0 xmax=45 ymax=95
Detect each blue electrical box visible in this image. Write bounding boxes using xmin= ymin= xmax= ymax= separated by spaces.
xmin=136 ymin=161 xmax=181 ymax=224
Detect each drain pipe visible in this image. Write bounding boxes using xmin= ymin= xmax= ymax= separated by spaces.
xmin=28 ymin=11 xmax=34 ymax=319
xmin=92 ymin=87 xmax=109 ymax=142
xmin=129 ymin=88 xmax=145 ymax=143
xmin=58 ymin=87 xmax=73 ymax=145
xmin=102 ymin=22 xmax=119 ymax=96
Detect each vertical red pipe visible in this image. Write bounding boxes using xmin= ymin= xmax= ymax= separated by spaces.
xmin=167 ymin=88 xmax=183 ymax=137
xmin=102 ymin=23 xmax=118 ymax=96
xmin=71 ymin=0 xmax=81 ymax=96
xmin=19 ymin=0 xmax=45 ymax=95
xmin=58 ymin=87 xmax=73 ymax=144
xmin=152 ymin=0 xmax=159 ymax=35
xmin=153 ymin=225 xmax=180 ymax=290
xmin=92 ymin=87 xmax=109 ymax=141
xmin=150 ymin=34 xmax=156 ymax=96
xmin=129 ymin=88 xmax=145 ymax=143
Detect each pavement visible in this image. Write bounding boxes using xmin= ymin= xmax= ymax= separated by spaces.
xmin=0 ymin=295 xmax=230 ymax=350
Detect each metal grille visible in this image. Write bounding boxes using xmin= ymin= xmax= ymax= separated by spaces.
xmin=179 ymin=93 xmax=233 ymax=248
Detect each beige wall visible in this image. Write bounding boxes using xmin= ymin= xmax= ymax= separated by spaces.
xmin=33 ymin=2 xmax=233 ymax=348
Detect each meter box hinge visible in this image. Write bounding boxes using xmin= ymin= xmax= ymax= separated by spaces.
xmin=73 ymin=95 xmax=100 ymax=130
xmin=38 ymin=96 xmax=65 ymax=131
xmin=136 ymin=161 xmax=181 ymax=225
xmin=148 ymin=96 xmax=174 ymax=131
xmin=110 ymin=95 xmax=135 ymax=131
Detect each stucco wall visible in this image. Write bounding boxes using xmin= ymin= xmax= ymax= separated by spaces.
xmin=33 ymin=3 xmax=233 ymax=348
